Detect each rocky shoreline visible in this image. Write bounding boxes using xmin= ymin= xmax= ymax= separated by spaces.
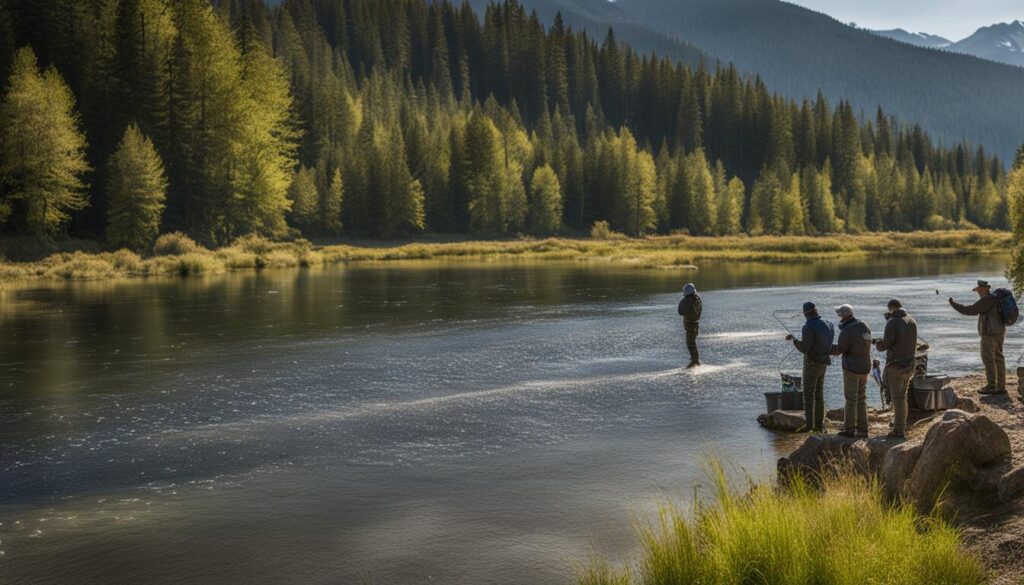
xmin=762 ymin=374 xmax=1024 ymax=584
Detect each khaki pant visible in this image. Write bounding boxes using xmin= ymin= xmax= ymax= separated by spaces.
xmin=684 ymin=322 xmax=699 ymax=364
xmin=842 ymin=370 xmax=869 ymax=434
xmin=981 ymin=334 xmax=1006 ymax=391
xmin=884 ymin=364 xmax=914 ymax=435
xmin=802 ymin=362 xmax=827 ymax=430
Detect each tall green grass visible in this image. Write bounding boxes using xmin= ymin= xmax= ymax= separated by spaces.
xmin=579 ymin=461 xmax=986 ymax=585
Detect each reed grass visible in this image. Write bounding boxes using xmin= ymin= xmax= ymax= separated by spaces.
xmin=0 ymin=230 xmax=1010 ymax=284
xmin=577 ymin=461 xmax=986 ymax=585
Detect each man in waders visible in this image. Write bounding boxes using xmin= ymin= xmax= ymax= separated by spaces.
xmin=875 ymin=299 xmax=917 ymax=439
xmin=678 ymin=283 xmax=702 ymax=368
xmin=830 ymin=304 xmax=872 ymax=438
xmin=949 ymin=280 xmax=1007 ymax=394
xmin=786 ymin=302 xmax=834 ymax=433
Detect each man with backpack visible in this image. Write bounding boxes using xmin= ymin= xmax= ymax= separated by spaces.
xmin=949 ymin=280 xmax=1015 ymax=395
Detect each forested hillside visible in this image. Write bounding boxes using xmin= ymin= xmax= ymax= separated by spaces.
xmin=569 ymin=0 xmax=1024 ymax=162
xmin=0 ymin=0 xmax=1013 ymax=249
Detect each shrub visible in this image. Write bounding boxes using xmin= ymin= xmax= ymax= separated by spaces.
xmin=232 ymin=233 xmax=276 ymax=256
xmin=591 ymin=221 xmax=615 ymax=240
xmin=576 ymin=462 xmax=986 ymax=585
xmin=153 ymin=232 xmax=200 ymax=256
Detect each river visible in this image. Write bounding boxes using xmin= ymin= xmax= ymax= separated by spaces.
xmin=0 ymin=254 xmax=1014 ymax=584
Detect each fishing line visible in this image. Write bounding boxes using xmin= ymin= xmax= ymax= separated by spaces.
xmin=773 ymin=310 xmax=800 ymax=373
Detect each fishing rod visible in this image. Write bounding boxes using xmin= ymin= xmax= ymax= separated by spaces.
xmin=773 ymin=310 xmax=800 ymax=374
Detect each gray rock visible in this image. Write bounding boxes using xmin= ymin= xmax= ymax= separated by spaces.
xmin=952 ymin=396 xmax=980 ymax=413
xmin=880 ymin=441 xmax=922 ymax=501
xmin=998 ymin=466 xmax=1024 ymax=503
xmin=757 ymin=410 xmax=805 ymax=432
xmin=906 ymin=410 xmax=1012 ymax=510
xmin=778 ymin=434 xmax=870 ymax=483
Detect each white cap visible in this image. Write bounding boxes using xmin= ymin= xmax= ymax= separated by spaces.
xmin=683 ymin=283 xmax=697 ymax=296
xmin=835 ymin=304 xmax=854 ymax=318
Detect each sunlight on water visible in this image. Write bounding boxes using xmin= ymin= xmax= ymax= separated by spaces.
xmin=0 ymin=255 xmax=1013 ymax=585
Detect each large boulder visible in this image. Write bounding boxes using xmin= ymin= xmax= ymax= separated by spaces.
xmin=757 ymin=410 xmax=806 ymax=432
xmin=906 ymin=410 xmax=1012 ymax=510
xmin=880 ymin=442 xmax=923 ymax=501
xmin=777 ymin=434 xmax=870 ymax=482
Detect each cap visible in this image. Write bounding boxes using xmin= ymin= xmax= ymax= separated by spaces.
xmin=887 ymin=298 xmax=902 ymax=310
xmin=973 ymin=280 xmax=991 ymax=292
xmin=802 ymin=301 xmax=817 ymax=315
xmin=682 ymin=283 xmax=697 ymax=296
xmin=835 ymin=304 xmax=854 ymax=318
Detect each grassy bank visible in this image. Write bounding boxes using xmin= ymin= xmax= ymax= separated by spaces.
xmin=578 ymin=463 xmax=986 ymax=585
xmin=0 ymin=230 xmax=1011 ymax=283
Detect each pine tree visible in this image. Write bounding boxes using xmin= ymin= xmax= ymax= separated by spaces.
xmin=321 ymin=167 xmax=344 ymax=234
xmin=288 ymin=166 xmax=319 ymax=231
xmin=106 ymin=124 xmax=167 ymax=251
xmin=528 ymin=164 xmax=562 ymax=234
xmin=0 ymin=47 xmax=89 ymax=236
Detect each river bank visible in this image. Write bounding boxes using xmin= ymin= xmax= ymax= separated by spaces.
xmin=775 ymin=373 xmax=1024 ymax=584
xmin=584 ymin=373 xmax=1024 ymax=585
xmin=0 ymin=230 xmax=1012 ymax=284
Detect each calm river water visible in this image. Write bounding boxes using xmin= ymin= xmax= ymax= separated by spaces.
xmin=0 ymin=255 xmax=1015 ymax=584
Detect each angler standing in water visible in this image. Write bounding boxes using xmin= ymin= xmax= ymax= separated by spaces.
xmin=786 ymin=302 xmax=835 ymax=433
xmin=678 ymin=283 xmax=702 ymax=368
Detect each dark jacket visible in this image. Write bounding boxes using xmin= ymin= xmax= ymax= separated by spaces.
xmin=876 ymin=309 xmax=918 ymax=368
xmin=793 ymin=315 xmax=834 ymax=365
xmin=832 ymin=318 xmax=872 ymax=375
xmin=950 ymin=294 xmax=1005 ymax=337
xmin=678 ymin=294 xmax=702 ymax=324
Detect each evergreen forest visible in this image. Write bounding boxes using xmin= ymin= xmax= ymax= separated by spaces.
xmin=0 ymin=0 xmax=1014 ymax=250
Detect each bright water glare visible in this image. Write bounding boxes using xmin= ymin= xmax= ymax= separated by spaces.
xmin=0 ymin=255 xmax=1014 ymax=584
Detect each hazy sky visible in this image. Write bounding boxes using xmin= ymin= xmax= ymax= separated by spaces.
xmin=788 ymin=0 xmax=1021 ymax=40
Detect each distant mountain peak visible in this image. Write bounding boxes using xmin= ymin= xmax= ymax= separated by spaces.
xmin=871 ymin=28 xmax=952 ymax=49
xmin=950 ymin=20 xmax=1024 ymax=65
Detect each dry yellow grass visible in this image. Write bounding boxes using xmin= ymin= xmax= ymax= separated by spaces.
xmin=0 ymin=230 xmax=1010 ymax=284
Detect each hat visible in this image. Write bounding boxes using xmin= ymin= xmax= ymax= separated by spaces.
xmin=682 ymin=283 xmax=697 ymax=296
xmin=887 ymin=298 xmax=902 ymax=310
xmin=835 ymin=304 xmax=854 ymax=318
xmin=802 ymin=301 xmax=817 ymax=315
xmin=973 ymin=280 xmax=991 ymax=292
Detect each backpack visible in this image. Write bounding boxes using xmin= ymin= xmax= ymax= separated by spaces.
xmin=993 ymin=288 xmax=1019 ymax=326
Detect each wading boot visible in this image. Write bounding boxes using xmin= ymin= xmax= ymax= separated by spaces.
xmin=886 ymin=431 xmax=906 ymax=439
xmin=837 ymin=430 xmax=857 ymax=438
xmin=979 ymin=386 xmax=1007 ymax=395
xmin=686 ymin=361 xmax=701 ymax=369
xmin=855 ymin=431 xmax=870 ymax=439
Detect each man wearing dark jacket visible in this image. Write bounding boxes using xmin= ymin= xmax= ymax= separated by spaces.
xmin=875 ymin=299 xmax=918 ymax=438
xmin=949 ymin=280 xmax=1006 ymax=394
xmin=830 ymin=305 xmax=872 ymax=438
xmin=786 ymin=302 xmax=834 ymax=433
xmin=678 ymin=283 xmax=702 ymax=368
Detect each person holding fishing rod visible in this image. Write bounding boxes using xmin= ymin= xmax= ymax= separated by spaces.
xmin=785 ymin=302 xmax=835 ymax=434
xmin=948 ymin=280 xmax=1010 ymax=395
xmin=678 ymin=283 xmax=702 ymax=368
xmin=875 ymin=299 xmax=918 ymax=439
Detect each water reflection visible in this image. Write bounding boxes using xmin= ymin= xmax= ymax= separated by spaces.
xmin=0 ymin=254 xmax=1011 ymax=585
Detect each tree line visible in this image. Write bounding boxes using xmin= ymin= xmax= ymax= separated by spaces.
xmin=0 ymin=0 xmax=1012 ymax=250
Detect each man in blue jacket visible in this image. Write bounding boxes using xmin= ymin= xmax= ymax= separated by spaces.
xmin=786 ymin=302 xmax=835 ymax=433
